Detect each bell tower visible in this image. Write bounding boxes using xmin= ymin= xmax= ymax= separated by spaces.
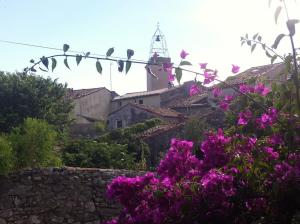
xmin=146 ymin=23 xmax=171 ymax=91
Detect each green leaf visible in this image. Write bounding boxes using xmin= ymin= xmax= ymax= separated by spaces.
xmin=286 ymin=19 xmax=299 ymax=36
xmin=175 ymin=68 xmax=182 ymax=84
xmin=106 ymin=47 xmax=114 ymax=57
xmin=253 ymin=33 xmax=259 ymax=40
xmin=179 ymin=61 xmax=192 ymax=66
xmin=272 ymin=33 xmax=286 ymax=49
xmin=30 ymin=59 xmax=35 ymax=63
xmin=96 ymin=61 xmax=102 ymax=74
xmin=258 ymin=36 xmax=262 ymax=42
xmin=271 ymin=55 xmax=277 ymax=64
xmin=118 ymin=60 xmax=124 ymax=72
xmin=247 ymin=40 xmax=251 ymax=46
xmin=30 ymin=67 xmax=37 ymax=72
xmin=85 ymin=52 xmax=90 ymax=58
xmin=76 ymin=55 xmax=82 ymax=66
xmin=251 ymin=44 xmax=257 ymax=53
xmin=63 ymin=44 xmax=70 ymax=53
xmin=41 ymin=56 xmax=49 ymax=69
xmin=274 ymin=6 xmax=282 ymax=24
xmin=39 ymin=67 xmax=47 ymax=72
xmin=265 ymin=51 xmax=272 ymax=58
xmin=64 ymin=57 xmax=70 ymax=70
xmin=51 ymin=58 xmax=57 ymax=72
xmin=245 ymin=33 xmax=248 ymax=39
xmin=127 ymin=49 xmax=134 ymax=59
xmin=241 ymin=41 xmax=245 ymax=46
xmin=125 ymin=61 xmax=132 ymax=74
xmin=262 ymin=44 xmax=266 ymax=50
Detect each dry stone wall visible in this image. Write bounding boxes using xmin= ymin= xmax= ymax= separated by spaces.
xmin=0 ymin=167 xmax=143 ymax=224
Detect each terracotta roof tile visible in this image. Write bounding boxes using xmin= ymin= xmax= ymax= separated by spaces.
xmin=67 ymin=87 xmax=106 ymax=100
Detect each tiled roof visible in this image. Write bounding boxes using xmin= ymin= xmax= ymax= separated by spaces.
xmin=67 ymin=87 xmax=106 ymax=100
xmin=112 ymin=88 xmax=169 ymax=101
xmin=109 ymin=102 xmax=184 ymax=118
xmin=220 ymin=63 xmax=285 ymax=87
xmin=164 ymin=92 xmax=208 ymax=108
xmin=137 ymin=122 xmax=185 ymax=140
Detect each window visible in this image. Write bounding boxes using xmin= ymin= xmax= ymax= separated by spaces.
xmin=138 ymin=99 xmax=143 ymax=104
xmin=116 ymin=120 xmax=123 ymax=128
xmin=118 ymin=101 xmax=122 ymax=107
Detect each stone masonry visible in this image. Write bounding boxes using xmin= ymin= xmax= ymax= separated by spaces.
xmin=0 ymin=167 xmax=143 ymax=224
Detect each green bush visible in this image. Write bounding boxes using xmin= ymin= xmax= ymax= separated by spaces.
xmin=62 ymin=140 xmax=135 ymax=169
xmin=9 ymin=118 xmax=61 ymax=169
xmin=0 ymin=136 xmax=14 ymax=175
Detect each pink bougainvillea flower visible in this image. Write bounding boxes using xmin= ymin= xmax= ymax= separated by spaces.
xmin=189 ymin=84 xmax=201 ymax=96
xmin=239 ymin=84 xmax=254 ymax=94
xmin=224 ymin=95 xmax=234 ymax=102
xmin=237 ymin=110 xmax=252 ymax=126
xmin=219 ymin=101 xmax=229 ymax=111
xmin=231 ymin=64 xmax=240 ymax=74
xmin=168 ymin=73 xmax=175 ymax=82
xmin=163 ymin=62 xmax=173 ymax=72
xmin=264 ymin=146 xmax=279 ymax=160
xmin=203 ymin=71 xmax=216 ymax=85
xmin=180 ymin=49 xmax=189 ymax=59
xmin=199 ymin=63 xmax=208 ymax=69
xmin=212 ymin=87 xmax=222 ymax=97
xmin=254 ymin=83 xmax=270 ymax=96
xmin=257 ymin=107 xmax=278 ymax=128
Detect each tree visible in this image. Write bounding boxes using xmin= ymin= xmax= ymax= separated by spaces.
xmin=0 ymin=71 xmax=73 ymax=133
xmin=9 ymin=118 xmax=61 ymax=169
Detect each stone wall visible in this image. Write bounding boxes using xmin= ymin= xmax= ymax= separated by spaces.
xmin=0 ymin=167 xmax=143 ymax=224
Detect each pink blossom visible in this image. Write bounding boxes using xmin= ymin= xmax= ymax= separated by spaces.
xmin=212 ymin=87 xmax=222 ymax=97
xmin=231 ymin=64 xmax=240 ymax=74
xmin=224 ymin=95 xmax=234 ymax=102
xmin=180 ymin=49 xmax=189 ymax=59
xmin=199 ymin=63 xmax=208 ymax=69
xmin=264 ymin=146 xmax=279 ymax=160
xmin=189 ymin=84 xmax=201 ymax=96
xmin=239 ymin=84 xmax=254 ymax=94
xmin=237 ymin=110 xmax=252 ymax=126
xmin=254 ymin=83 xmax=270 ymax=96
xmin=219 ymin=101 xmax=230 ymax=111
xmin=168 ymin=73 xmax=175 ymax=82
xmin=203 ymin=71 xmax=216 ymax=85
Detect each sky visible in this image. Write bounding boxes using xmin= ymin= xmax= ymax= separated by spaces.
xmin=0 ymin=0 xmax=299 ymax=95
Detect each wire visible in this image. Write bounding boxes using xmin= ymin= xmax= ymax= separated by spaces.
xmin=0 ymin=39 xmax=148 ymax=63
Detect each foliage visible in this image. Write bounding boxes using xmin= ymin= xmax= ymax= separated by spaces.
xmin=104 ymin=84 xmax=300 ymax=224
xmin=0 ymin=71 xmax=73 ymax=133
xmin=103 ymin=1 xmax=300 ymax=223
xmin=62 ymin=140 xmax=135 ymax=169
xmin=0 ymin=135 xmax=14 ymax=175
xmin=9 ymin=118 xmax=61 ymax=169
xmin=62 ymin=118 xmax=162 ymax=170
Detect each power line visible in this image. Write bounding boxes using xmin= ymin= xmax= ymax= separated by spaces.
xmin=0 ymin=39 xmax=148 ymax=63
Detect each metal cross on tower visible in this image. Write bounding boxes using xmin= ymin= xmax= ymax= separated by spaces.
xmin=149 ymin=23 xmax=169 ymax=59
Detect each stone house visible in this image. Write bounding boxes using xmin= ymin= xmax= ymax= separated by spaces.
xmin=107 ymin=102 xmax=185 ymax=129
xmin=111 ymin=81 xmax=194 ymax=113
xmin=67 ymin=87 xmax=118 ymax=136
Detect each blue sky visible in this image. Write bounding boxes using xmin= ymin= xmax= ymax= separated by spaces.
xmin=0 ymin=0 xmax=299 ymax=95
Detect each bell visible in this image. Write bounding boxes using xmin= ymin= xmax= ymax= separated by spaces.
xmin=155 ymin=35 xmax=160 ymax=41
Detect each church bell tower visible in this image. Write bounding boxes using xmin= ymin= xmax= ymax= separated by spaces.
xmin=146 ymin=23 xmax=171 ymax=91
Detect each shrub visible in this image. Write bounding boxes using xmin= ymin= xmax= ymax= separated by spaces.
xmin=9 ymin=118 xmax=61 ymax=169
xmin=0 ymin=136 xmax=14 ymax=175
